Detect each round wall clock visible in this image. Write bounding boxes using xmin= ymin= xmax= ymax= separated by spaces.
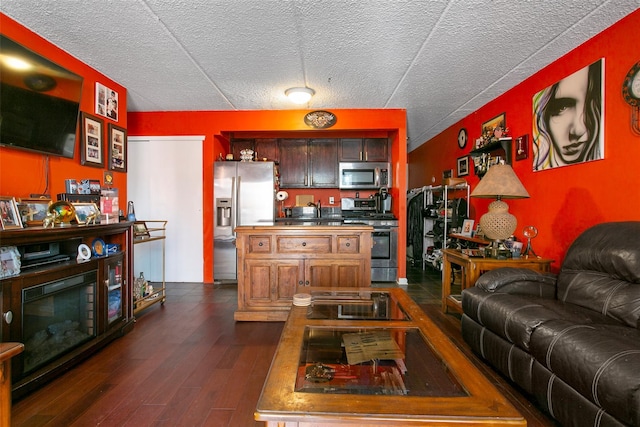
xmin=622 ymin=61 xmax=640 ymax=107
xmin=457 ymin=128 xmax=468 ymax=149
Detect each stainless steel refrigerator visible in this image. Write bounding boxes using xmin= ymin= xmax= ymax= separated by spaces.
xmin=214 ymin=161 xmax=276 ymax=280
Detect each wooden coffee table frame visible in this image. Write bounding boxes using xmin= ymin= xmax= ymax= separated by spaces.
xmin=255 ymin=287 xmax=526 ymax=426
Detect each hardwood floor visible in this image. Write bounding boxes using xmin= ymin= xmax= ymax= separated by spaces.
xmin=11 ymin=264 xmax=558 ymax=426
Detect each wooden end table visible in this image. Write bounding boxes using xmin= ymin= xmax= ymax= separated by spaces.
xmin=1 ymin=342 xmax=24 ymax=426
xmin=442 ymin=248 xmax=553 ymax=313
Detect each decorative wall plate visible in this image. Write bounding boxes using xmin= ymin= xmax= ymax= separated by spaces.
xmin=304 ymin=111 xmax=337 ymax=129
xmin=622 ymin=60 xmax=640 ymax=107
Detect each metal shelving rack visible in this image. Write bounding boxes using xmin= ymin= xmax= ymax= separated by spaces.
xmin=132 ymin=220 xmax=167 ymax=315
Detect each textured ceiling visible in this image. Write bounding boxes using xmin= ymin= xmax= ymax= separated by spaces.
xmin=1 ymin=1 xmax=638 ymax=152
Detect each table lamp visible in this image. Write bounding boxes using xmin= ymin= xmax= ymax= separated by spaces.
xmin=470 ymin=164 xmax=529 ymax=258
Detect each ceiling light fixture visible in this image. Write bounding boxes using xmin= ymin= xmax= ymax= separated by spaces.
xmin=285 ymin=87 xmax=315 ymax=104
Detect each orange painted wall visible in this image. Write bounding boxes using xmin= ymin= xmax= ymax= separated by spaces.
xmin=127 ymin=109 xmax=408 ymax=283
xmin=0 ymin=14 xmax=128 ymax=203
xmin=408 ymin=10 xmax=640 ymax=271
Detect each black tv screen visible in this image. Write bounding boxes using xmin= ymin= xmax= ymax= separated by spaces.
xmin=0 ymin=35 xmax=83 ymax=158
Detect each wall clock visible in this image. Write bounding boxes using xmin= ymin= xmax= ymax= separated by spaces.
xmin=457 ymin=128 xmax=468 ymax=149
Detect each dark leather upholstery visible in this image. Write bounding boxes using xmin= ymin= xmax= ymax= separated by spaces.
xmin=462 ymin=222 xmax=640 ymax=427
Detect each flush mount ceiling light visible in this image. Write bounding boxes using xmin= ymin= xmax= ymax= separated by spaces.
xmin=285 ymin=87 xmax=315 ymax=104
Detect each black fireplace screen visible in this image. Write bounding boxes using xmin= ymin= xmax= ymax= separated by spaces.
xmin=22 ymin=270 xmax=97 ymax=373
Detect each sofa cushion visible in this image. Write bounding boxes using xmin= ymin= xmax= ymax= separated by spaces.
xmin=558 ymin=221 xmax=640 ymax=328
xmin=529 ymin=319 xmax=640 ymax=426
xmin=463 ymin=288 xmax=621 ymax=351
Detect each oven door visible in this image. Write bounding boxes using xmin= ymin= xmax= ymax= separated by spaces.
xmin=371 ymin=227 xmax=398 ymax=281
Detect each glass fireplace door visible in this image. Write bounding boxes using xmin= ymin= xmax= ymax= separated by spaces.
xmin=21 ymin=270 xmax=97 ymax=374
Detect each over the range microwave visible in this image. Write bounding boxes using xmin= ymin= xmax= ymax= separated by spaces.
xmin=338 ymin=162 xmax=392 ymax=190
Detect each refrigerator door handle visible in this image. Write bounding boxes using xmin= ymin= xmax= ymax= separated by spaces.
xmin=231 ymin=176 xmax=237 ymax=230
xmin=236 ymin=175 xmax=241 ymax=226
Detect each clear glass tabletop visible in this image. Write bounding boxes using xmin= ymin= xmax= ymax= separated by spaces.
xmin=295 ymin=326 xmax=467 ymax=397
xmin=306 ymin=290 xmax=409 ymax=321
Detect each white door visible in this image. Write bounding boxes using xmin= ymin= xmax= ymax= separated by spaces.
xmin=128 ymin=136 xmax=204 ymax=282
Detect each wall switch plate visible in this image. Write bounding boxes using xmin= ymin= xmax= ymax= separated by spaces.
xmin=329 ymin=196 xmax=335 ymax=204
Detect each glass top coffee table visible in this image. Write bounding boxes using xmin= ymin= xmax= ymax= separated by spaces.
xmin=256 ymin=287 xmax=526 ymax=426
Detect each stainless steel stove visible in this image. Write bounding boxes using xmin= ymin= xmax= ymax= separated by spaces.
xmin=342 ymin=210 xmax=398 ymax=282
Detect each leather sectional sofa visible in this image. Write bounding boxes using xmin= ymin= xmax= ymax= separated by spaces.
xmin=461 ymin=221 xmax=640 ymax=427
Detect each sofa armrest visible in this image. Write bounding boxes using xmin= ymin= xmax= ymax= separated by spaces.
xmin=475 ymin=267 xmax=558 ymax=298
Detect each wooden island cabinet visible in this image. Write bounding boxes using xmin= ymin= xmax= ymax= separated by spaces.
xmin=234 ymin=225 xmax=373 ymax=321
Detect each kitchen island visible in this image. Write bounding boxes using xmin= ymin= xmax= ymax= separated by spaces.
xmin=234 ymin=224 xmax=373 ymax=321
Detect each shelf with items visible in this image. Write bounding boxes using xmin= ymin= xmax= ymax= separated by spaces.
xmin=422 ymin=184 xmax=470 ymax=270
xmin=132 ymin=220 xmax=167 ymax=315
xmin=469 ymin=138 xmax=512 ymax=178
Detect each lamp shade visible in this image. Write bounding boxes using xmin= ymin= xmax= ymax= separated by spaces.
xmin=470 ymin=164 xmax=529 ymax=199
xmin=285 ymin=87 xmax=315 ymax=104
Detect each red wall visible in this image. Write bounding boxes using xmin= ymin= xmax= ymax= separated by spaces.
xmin=0 ymin=14 xmax=127 ymax=203
xmin=127 ymin=110 xmax=408 ymax=283
xmin=408 ymin=10 xmax=640 ymax=270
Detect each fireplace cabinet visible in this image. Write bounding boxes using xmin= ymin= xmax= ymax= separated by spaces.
xmin=0 ymin=222 xmax=134 ymax=399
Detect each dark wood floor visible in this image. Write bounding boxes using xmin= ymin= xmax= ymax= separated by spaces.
xmin=11 ymin=264 xmax=558 ymax=426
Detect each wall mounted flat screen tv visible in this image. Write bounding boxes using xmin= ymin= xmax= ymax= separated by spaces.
xmin=0 ymin=34 xmax=83 ymax=158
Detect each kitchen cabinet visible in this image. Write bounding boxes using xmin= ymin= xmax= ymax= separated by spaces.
xmin=278 ymin=138 xmax=338 ymax=188
xmin=235 ymin=225 xmax=372 ymax=321
xmin=230 ymin=138 xmax=279 ymax=162
xmin=339 ymin=138 xmax=389 ymax=162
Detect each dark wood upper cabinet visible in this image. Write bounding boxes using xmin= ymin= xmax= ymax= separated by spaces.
xmin=308 ymin=139 xmax=338 ymax=188
xmin=253 ymin=138 xmax=279 ymax=162
xmin=279 ymin=138 xmax=338 ymax=188
xmin=339 ymin=138 xmax=388 ymax=162
xmin=278 ymin=139 xmax=308 ymax=188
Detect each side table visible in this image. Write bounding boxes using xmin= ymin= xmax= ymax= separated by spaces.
xmin=1 ymin=342 xmax=24 ymax=426
xmin=442 ymin=249 xmax=553 ymax=313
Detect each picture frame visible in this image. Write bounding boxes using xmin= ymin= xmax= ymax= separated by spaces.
xmin=442 ymin=169 xmax=453 ymax=180
xmin=0 ymin=246 xmax=21 ymax=279
xmin=461 ymin=219 xmax=475 ymax=237
xmin=17 ymin=198 xmax=51 ymax=226
xmin=515 ymin=134 xmax=529 ymax=161
xmin=108 ymin=124 xmax=127 ymax=172
xmin=481 ymin=113 xmax=506 ymax=139
xmin=73 ymin=202 xmax=100 ymax=224
xmin=80 ymin=112 xmax=105 ymax=167
xmin=457 ymin=156 xmax=470 ymax=177
xmin=95 ymin=82 xmax=119 ymax=121
xmin=133 ymin=221 xmax=150 ymax=239
xmin=0 ymin=196 xmax=23 ymax=230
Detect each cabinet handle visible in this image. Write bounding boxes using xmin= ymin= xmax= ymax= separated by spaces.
xmin=305 ymin=280 xmax=310 ymax=286
xmin=258 ymin=242 xmax=263 ymax=246
xmin=346 ymin=242 xmax=350 ymax=247
xmin=360 ymin=151 xmax=363 ymax=161
xmin=3 ymin=310 xmax=13 ymax=325
xmin=298 ymin=280 xmax=304 ymax=285
xmin=302 ymin=242 xmax=306 ymax=247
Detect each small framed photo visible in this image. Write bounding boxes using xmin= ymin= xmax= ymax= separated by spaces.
xmin=461 ymin=219 xmax=475 ymax=237
xmin=73 ymin=202 xmax=100 ymax=224
xmin=442 ymin=169 xmax=453 ymax=180
xmin=0 ymin=246 xmax=21 ymax=279
xmin=95 ymin=82 xmax=119 ymax=121
xmin=457 ymin=156 xmax=470 ymax=177
xmin=134 ymin=221 xmax=150 ymax=239
xmin=108 ymin=124 xmax=127 ymax=172
xmin=18 ymin=198 xmax=51 ymax=226
xmin=80 ymin=112 xmax=104 ymax=167
xmin=515 ymin=134 xmax=529 ymax=161
xmin=0 ymin=197 xmax=23 ymax=230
